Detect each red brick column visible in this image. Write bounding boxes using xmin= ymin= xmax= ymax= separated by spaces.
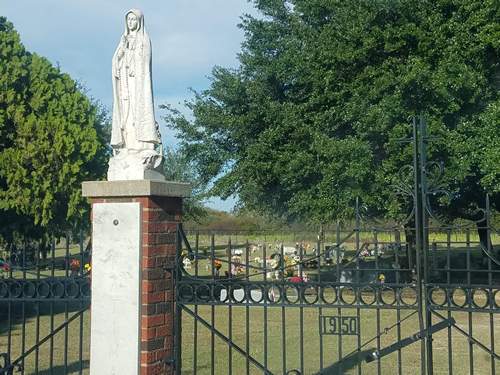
xmin=90 ymin=196 xmax=182 ymax=375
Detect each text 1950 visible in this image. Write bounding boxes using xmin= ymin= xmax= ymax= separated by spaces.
xmin=320 ymin=316 xmax=359 ymax=335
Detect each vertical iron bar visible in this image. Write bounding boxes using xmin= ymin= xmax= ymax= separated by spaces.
xmin=355 ymin=199 xmax=361 ymax=375
xmin=374 ymin=230 xmax=381 ymax=375
xmin=395 ymin=228 xmax=403 ymax=375
xmin=280 ymin=243 xmax=286 ymax=375
xmin=79 ymin=230 xmax=84 ymax=375
xmin=35 ymin=238 xmax=41 ymax=375
xmin=317 ymin=236 xmax=324 ymax=372
xmin=446 ymin=229 xmax=453 ymax=375
xmin=7 ymin=238 xmax=12 ymax=368
xmin=299 ymin=240 xmax=304 ymax=375
xmin=486 ymin=195 xmax=495 ymax=375
xmin=245 ymin=240 xmax=250 ymax=375
xmin=7 ymin=299 xmax=12 ymax=367
xmin=412 ymin=115 xmax=427 ymax=375
xmin=50 ymin=238 xmax=55 ymax=375
xmin=335 ymin=220 xmax=342 ymax=375
xmin=228 ymin=238 xmax=233 ymax=375
xmin=466 ymin=227 xmax=473 ymax=375
xmin=64 ymin=236 xmax=70 ymax=374
xmin=21 ymin=240 xmax=26 ymax=375
xmin=175 ymin=224 xmax=183 ymax=375
xmin=193 ymin=231 xmax=199 ymax=375
xmin=263 ymin=243 xmax=268 ymax=371
xmin=210 ymin=233 xmax=215 ymax=375
xmin=335 ymin=220 xmax=344 ymax=374
xmin=419 ymin=116 xmax=433 ymax=375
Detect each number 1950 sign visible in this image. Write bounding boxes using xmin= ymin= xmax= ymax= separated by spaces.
xmin=320 ymin=315 xmax=359 ymax=336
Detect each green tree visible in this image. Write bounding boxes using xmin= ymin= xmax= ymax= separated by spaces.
xmin=165 ymin=0 xmax=499 ymax=228
xmin=0 ymin=17 xmax=109 ymax=248
xmin=162 ymin=147 xmax=208 ymax=221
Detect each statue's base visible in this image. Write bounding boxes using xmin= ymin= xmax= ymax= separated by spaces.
xmin=107 ymin=150 xmax=164 ymax=181
xmin=82 ymin=179 xmax=191 ymax=198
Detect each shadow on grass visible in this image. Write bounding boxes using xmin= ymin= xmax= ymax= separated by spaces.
xmin=315 ymin=348 xmax=375 ymax=375
xmin=0 ymin=300 xmax=90 ymax=335
xmin=33 ymin=359 xmax=89 ymax=375
xmin=176 ymin=364 xmax=210 ymax=375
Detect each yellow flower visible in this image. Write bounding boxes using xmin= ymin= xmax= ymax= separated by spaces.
xmin=84 ymin=263 xmax=92 ymax=272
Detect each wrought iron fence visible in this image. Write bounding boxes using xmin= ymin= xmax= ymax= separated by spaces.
xmin=175 ymin=218 xmax=500 ymax=374
xmin=174 ymin=116 xmax=500 ymax=374
xmin=0 ymin=234 xmax=91 ymax=375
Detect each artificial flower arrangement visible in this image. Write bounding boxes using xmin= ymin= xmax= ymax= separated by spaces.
xmin=213 ymin=259 xmax=222 ymax=270
xmin=70 ymin=259 xmax=81 ymax=274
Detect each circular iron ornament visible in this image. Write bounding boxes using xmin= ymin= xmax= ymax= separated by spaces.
xmin=320 ymin=285 xmax=337 ymax=304
xmin=51 ymin=281 xmax=65 ymax=298
xmin=0 ymin=281 xmax=8 ymax=298
xmin=339 ymin=286 xmax=356 ymax=305
xmin=302 ymin=286 xmax=319 ymax=305
xmin=231 ymin=284 xmax=245 ymax=303
xmin=113 ymin=219 xmax=119 ymax=226
xmin=450 ymin=288 xmax=468 ymax=308
xmin=65 ymin=281 xmax=80 ymax=298
xmin=400 ymin=286 xmax=418 ymax=306
xmin=177 ymin=284 xmax=194 ymax=302
xmin=80 ymin=280 xmax=91 ymax=298
xmin=247 ymin=285 xmax=264 ymax=303
xmin=471 ymin=288 xmax=489 ymax=309
xmin=360 ymin=286 xmax=376 ymax=305
xmin=429 ymin=287 xmax=447 ymax=306
xmin=9 ymin=281 xmax=22 ymax=298
xmin=195 ymin=284 xmax=212 ymax=302
xmin=22 ymin=281 xmax=37 ymax=298
xmin=284 ymin=285 xmax=300 ymax=304
xmin=213 ymin=284 xmax=228 ymax=303
xmin=286 ymin=370 xmax=301 ymax=375
xmin=267 ymin=285 xmax=282 ymax=304
xmin=492 ymin=290 xmax=500 ymax=309
xmin=379 ymin=287 xmax=396 ymax=306
xmin=37 ymin=281 xmax=51 ymax=298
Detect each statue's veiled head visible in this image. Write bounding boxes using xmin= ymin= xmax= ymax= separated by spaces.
xmin=125 ymin=9 xmax=144 ymax=34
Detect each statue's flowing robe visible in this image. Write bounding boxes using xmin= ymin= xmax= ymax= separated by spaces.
xmin=111 ymin=9 xmax=159 ymax=149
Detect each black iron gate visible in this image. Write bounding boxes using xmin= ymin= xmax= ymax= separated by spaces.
xmin=0 ymin=235 xmax=91 ymax=375
xmin=174 ymin=116 xmax=499 ymax=374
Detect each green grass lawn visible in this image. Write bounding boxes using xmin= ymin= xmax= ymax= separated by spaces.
xmin=0 ymin=302 xmax=90 ymax=375
xmin=2 ymin=293 xmax=497 ymax=375
xmin=187 ymin=230 xmax=500 ymax=250
xmin=179 ymin=302 xmax=500 ymax=375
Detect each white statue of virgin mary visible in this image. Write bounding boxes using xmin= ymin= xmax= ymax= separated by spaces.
xmin=108 ymin=9 xmax=164 ymax=181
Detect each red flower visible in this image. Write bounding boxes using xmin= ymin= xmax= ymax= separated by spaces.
xmin=70 ymin=259 xmax=80 ymax=271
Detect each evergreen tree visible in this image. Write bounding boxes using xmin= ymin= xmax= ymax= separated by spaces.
xmin=0 ymin=17 xmax=109 ymax=246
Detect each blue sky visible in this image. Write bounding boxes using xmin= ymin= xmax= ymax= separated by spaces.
xmin=1 ymin=0 xmax=257 ymax=211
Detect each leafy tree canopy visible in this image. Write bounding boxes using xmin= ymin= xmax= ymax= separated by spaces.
xmin=162 ymin=147 xmax=208 ymax=222
xmin=165 ymin=0 xmax=499 ymax=223
xmin=0 ymin=17 xmax=109 ymax=244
